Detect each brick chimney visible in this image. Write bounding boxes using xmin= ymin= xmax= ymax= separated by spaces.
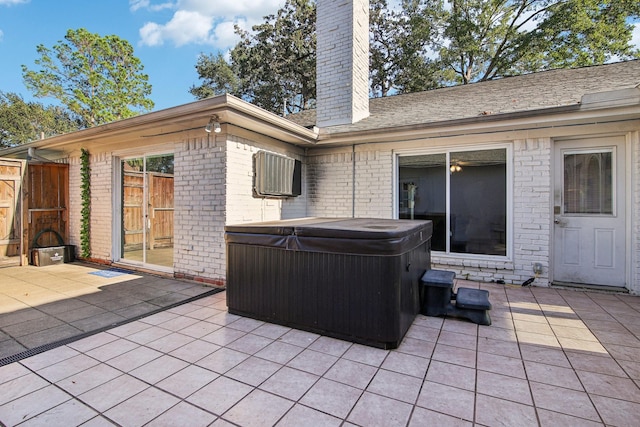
xmin=316 ymin=0 xmax=370 ymax=127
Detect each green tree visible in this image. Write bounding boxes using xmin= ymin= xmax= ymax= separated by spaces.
xmin=22 ymin=28 xmax=154 ymax=127
xmin=0 ymin=92 xmax=80 ymax=148
xmin=191 ymin=0 xmax=316 ymax=115
xmin=439 ymin=0 xmax=640 ymax=85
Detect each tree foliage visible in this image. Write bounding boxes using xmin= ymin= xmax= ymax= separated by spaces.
xmin=191 ymin=0 xmax=640 ymax=114
xmin=190 ymin=0 xmax=315 ymax=115
xmin=0 ymin=92 xmax=80 ymax=148
xmin=22 ymin=28 xmax=154 ymax=128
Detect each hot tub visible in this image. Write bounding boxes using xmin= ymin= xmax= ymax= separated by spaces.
xmin=225 ymin=218 xmax=432 ymax=349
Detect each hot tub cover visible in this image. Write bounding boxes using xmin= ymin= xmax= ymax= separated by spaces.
xmin=225 ymin=217 xmax=433 ymax=256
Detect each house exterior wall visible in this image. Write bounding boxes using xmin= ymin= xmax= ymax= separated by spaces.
xmin=226 ymin=135 xmax=307 ymax=224
xmin=307 ymin=125 xmax=640 ymax=293
xmin=173 ymin=135 xmax=227 ymax=283
xmin=67 ymin=156 xmax=82 ymax=255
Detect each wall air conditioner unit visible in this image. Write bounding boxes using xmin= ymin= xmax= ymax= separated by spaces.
xmin=254 ymin=151 xmax=302 ymax=197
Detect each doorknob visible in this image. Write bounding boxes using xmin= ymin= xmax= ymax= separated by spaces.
xmin=554 ymin=218 xmax=560 ymax=224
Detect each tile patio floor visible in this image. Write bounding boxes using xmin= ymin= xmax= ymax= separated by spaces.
xmin=0 ymin=263 xmax=216 ymax=362
xmin=1 ymin=279 xmax=640 ymax=426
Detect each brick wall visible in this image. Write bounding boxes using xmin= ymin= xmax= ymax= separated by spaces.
xmin=86 ymin=152 xmax=113 ymax=261
xmin=316 ymin=0 xmax=369 ymax=126
xmin=173 ymin=135 xmax=227 ymax=282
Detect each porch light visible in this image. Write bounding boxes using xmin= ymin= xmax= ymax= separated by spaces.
xmin=450 ymin=164 xmax=462 ymax=173
xmin=205 ymin=115 xmax=221 ymax=133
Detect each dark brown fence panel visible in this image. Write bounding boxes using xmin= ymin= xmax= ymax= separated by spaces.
xmin=28 ymin=163 xmax=69 ymax=250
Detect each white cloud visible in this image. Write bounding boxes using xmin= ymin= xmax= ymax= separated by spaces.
xmin=0 ymin=0 xmax=29 ymax=5
xmin=0 ymin=29 xmax=3 ymax=42
xmin=136 ymin=0 xmax=285 ymax=49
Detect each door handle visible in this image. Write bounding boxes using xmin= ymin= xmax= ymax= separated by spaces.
xmin=554 ymin=218 xmax=561 ymax=224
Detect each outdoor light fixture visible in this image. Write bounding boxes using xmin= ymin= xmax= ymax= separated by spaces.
xmin=450 ymin=164 xmax=462 ymax=173
xmin=205 ymin=115 xmax=221 ymax=133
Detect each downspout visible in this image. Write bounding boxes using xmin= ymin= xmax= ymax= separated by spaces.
xmin=352 ymin=144 xmax=356 ymax=218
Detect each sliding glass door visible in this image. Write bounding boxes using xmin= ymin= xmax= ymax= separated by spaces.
xmin=121 ymin=154 xmax=174 ymax=268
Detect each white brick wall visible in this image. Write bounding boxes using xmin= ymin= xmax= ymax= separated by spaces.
xmin=226 ymin=136 xmax=307 ymax=224
xmin=86 ymin=152 xmax=113 ymax=261
xmin=316 ymin=0 xmax=369 ymax=126
xmin=173 ymin=136 xmax=227 ymax=282
xmin=67 ymin=156 xmax=81 ymax=252
xmin=307 ymin=150 xmax=354 ymax=217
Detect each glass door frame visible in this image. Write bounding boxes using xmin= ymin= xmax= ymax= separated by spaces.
xmin=112 ymin=148 xmax=175 ymax=273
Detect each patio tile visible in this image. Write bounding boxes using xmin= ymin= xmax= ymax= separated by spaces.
xmin=19 ymin=398 xmax=98 ymax=427
xmin=227 ymin=333 xmax=273 ymax=355
xmin=0 ymin=385 xmax=71 ymax=426
xmin=425 ymin=360 xmax=476 ymax=391
xmin=278 ymin=329 xmax=320 ymax=348
xmin=478 ymin=353 xmax=526 ymax=378
xmin=129 ymin=355 xmax=190 ymax=384
xmin=565 ymin=350 xmax=628 ymax=377
xmin=342 ymin=343 xmax=389 ymax=367
xmin=408 ymin=407 xmax=473 ymax=427
xmin=57 ymin=363 xmax=122 ymax=395
xmin=557 ymin=336 xmax=608 ymax=354
xmin=106 ymin=346 xmax=163 ymax=372
xmin=380 ymin=351 xmax=428 ymax=378
xmin=437 ymin=330 xmax=477 ymax=350
xmin=226 ymin=316 xmax=265 ymax=332
xmin=395 ymin=336 xmax=435 ymax=358
xmin=200 ymin=326 xmax=245 ymax=345
xmin=173 ymin=320 xmax=223 ymax=339
xmin=287 ymin=348 xmax=339 ymax=376
xmin=474 ymin=394 xmax=538 ymax=427
xmin=519 ymin=343 xmax=571 ymax=367
xmin=184 ymin=306 xmax=223 ymax=321
xmin=416 ymin=381 xmax=475 ymax=422
xmin=276 ymin=403 xmax=342 ymax=426
xmin=619 ymin=359 xmax=640 ymax=380
xmin=53 ymin=304 xmax=108 ymax=323
xmin=104 ymin=386 xmax=180 ymax=427
xmin=324 ymin=358 xmax=378 ymax=389
xmin=85 ymin=337 xmax=139 ymax=362
xmin=207 ymin=311 xmax=242 ymax=326
xmin=126 ymin=325 xmax=173 ymax=345
xmin=37 ymin=353 xmax=100 ymax=383
xmin=145 ymin=331 xmax=195 ymax=353
xmin=20 ymin=344 xmax=80 ymax=370
xmin=78 ymin=374 xmax=149 ymax=412
xmin=432 ymin=343 xmax=476 ymax=369
xmin=515 ymin=330 xmax=561 ymax=347
xmin=169 ymin=338 xmax=220 ymax=363
xmin=476 ymin=370 xmax=533 ymax=405
xmin=603 ymin=343 xmax=640 ymax=361
xmin=256 ymin=341 xmax=304 ymax=364
xmin=442 ymin=318 xmax=479 ymax=336
xmin=225 ymin=356 xmax=281 ymax=387
xmin=524 ymin=360 xmax=583 ymax=390
xmin=576 ymin=370 xmax=640 ymax=403
xmin=308 ymin=335 xmax=352 ymax=357
xmin=138 ymin=310 xmax=179 ymax=326
xmin=146 ymin=401 xmax=216 ymax=427
xmin=108 ymin=320 xmax=152 ymax=338
xmin=536 ymin=408 xmax=604 ymax=427
xmin=157 ymin=314 xmax=200 ymax=331
xmin=590 ymin=395 xmax=640 ymax=427
xmin=300 ymin=378 xmax=361 ymax=419
xmin=196 ymin=347 xmax=249 ymax=374
xmin=514 ymin=319 xmax=554 ymax=335
xmin=0 ymin=372 xmax=49 ymax=403
xmin=17 ymin=323 xmax=83 ymax=348
xmin=477 ymin=336 xmax=521 ymax=358
xmin=187 ymin=376 xmax=253 ymax=415
xmin=259 ymin=366 xmax=319 ymax=401
xmin=347 ymin=391 xmax=413 ymax=427
xmin=223 ymin=389 xmax=293 ymax=427
xmin=530 ymin=382 xmax=600 ymax=421
xmin=67 ymin=331 xmax=119 ymax=353
xmin=366 ymin=369 xmax=422 ymax=404
xmin=405 ymin=324 xmax=440 ymax=342
xmin=0 ymin=361 xmax=31 ymax=384
xmin=0 ymin=308 xmax=48 ymax=328
xmin=250 ymin=322 xmax=291 ymax=340
xmin=0 ymin=339 xmax=26 ymax=358
xmin=156 ymin=365 xmax=219 ymax=398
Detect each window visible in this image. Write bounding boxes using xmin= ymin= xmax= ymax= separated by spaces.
xmin=398 ymin=148 xmax=508 ymax=256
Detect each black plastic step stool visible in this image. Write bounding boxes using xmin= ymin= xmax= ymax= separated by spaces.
xmin=420 ymin=269 xmax=492 ymax=326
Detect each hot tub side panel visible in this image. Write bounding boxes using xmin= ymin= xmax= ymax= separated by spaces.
xmin=226 ymin=240 xmax=430 ymax=348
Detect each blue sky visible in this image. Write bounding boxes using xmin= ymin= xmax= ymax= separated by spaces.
xmin=0 ymin=0 xmax=285 ymax=111
xmin=1 ymin=1 xmax=639 ymax=113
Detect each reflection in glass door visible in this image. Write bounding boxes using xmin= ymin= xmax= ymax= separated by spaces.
xmin=121 ymin=154 xmax=174 ymax=268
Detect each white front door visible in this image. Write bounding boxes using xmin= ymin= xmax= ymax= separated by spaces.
xmin=553 ymin=136 xmax=626 ymax=287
